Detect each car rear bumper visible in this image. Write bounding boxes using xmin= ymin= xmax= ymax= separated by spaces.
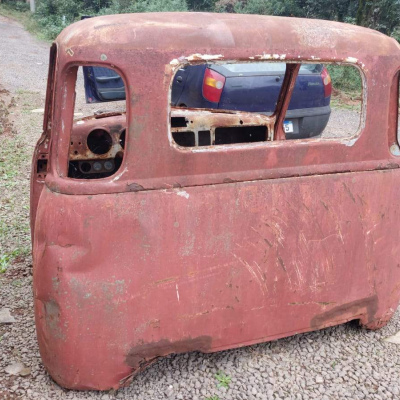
xmin=285 ymin=105 xmax=331 ymax=139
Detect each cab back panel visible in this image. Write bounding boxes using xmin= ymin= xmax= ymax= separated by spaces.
xmin=33 ymin=169 xmax=400 ymax=389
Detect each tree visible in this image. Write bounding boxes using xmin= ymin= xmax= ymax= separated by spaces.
xmin=356 ymin=0 xmax=400 ymax=35
xmin=187 ymin=0 xmax=217 ymax=11
xmin=234 ymin=0 xmax=301 ymax=16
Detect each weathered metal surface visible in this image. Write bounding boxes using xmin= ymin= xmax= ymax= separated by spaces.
xmin=31 ymin=12 xmax=400 ymax=390
xmin=272 ymin=63 xmax=300 ymax=141
xmin=30 ymin=44 xmax=56 ymax=239
xmin=171 ymin=107 xmax=275 ymax=145
xmin=69 ymin=114 xmax=125 ymax=160
xmin=37 ymin=13 xmax=400 ymax=196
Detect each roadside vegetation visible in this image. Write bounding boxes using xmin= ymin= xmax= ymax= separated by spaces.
xmin=0 ymin=0 xmax=394 ymax=101
xmin=327 ymin=64 xmax=363 ymax=110
xmin=0 ymin=90 xmax=42 ymax=274
xmin=0 ymin=0 xmax=386 ymax=145
xmin=0 ymin=133 xmax=31 ymax=273
xmin=1 ymin=0 xmax=400 ymax=42
xmin=0 ymin=2 xmax=43 ymax=38
xmin=204 ymin=371 xmax=232 ymax=399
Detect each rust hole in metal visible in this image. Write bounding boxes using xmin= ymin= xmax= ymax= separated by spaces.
xmin=119 ymin=129 xmax=126 ymax=149
xmin=37 ymin=159 xmax=48 ymax=174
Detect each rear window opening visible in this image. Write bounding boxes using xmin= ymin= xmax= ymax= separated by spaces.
xmin=170 ymin=61 xmax=363 ymax=148
xmin=67 ymin=66 xmax=127 ymax=180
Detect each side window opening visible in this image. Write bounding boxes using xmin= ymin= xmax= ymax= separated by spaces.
xmin=67 ymin=66 xmax=127 ymax=180
xmin=170 ymin=61 xmax=363 ymax=147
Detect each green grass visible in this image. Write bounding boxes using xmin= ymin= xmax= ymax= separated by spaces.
xmin=0 ymin=247 xmax=29 ymax=273
xmin=330 ymin=96 xmax=361 ymax=111
xmin=0 ymin=254 xmax=8 ymax=273
xmin=215 ymin=371 xmax=231 ymax=389
xmin=205 ymin=396 xmax=220 ymax=400
xmin=327 ymin=64 xmax=362 ymax=94
xmin=0 ymin=116 xmax=32 ymax=270
xmin=325 ymin=64 xmax=363 ymax=111
xmin=0 ymin=137 xmax=28 ymax=187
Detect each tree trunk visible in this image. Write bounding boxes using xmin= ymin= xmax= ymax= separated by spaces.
xmin=356 ymin=0 xmax=365 ymax=26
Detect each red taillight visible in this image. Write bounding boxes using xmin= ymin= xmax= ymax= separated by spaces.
xmin=321 ymin=67 xmax=332 ymax=97
xmin=202 ymin=68 xmax=226 ymax=103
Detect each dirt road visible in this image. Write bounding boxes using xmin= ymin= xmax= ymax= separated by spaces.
xmin=0 ymin=14 xmax=400 ymax=400
xmin=0 ymin=15 xmax=48 ymax=94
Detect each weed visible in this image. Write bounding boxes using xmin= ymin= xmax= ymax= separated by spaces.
xmin=330 ymin=97 xmax=361 ymax=111
xmin=205 ymin=396 xmax=220 ymax=400
xmin=0 ymin=254 xmax=8 ymax=273
xmin=327 ymin=64 xmax=362 ymax=94
xmin=215 ymin=371 xmax=231 ymax=389
xmin=0 ymin=247 xmax=30 ymax=273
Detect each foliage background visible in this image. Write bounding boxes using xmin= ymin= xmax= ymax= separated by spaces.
xmin=1 ymin=0 xmax=400 ymax=41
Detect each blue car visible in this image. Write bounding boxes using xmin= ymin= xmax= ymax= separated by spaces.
xmin=83 ymin=66 xmax=126 ymax=103
xmin=83 ymin=62 xmax=331 ymax=139
xmin=171 ymin=63 xmax=331 ymax=139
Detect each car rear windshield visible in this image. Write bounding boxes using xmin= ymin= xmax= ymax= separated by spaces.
xmin=220 ymin=62 xmax=323 ymax=75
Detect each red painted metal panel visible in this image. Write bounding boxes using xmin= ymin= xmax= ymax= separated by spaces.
xmin=34 ymin=170 xmax=400 ymax=389
xmin=31 ymin=13 xmax=400 ymax=390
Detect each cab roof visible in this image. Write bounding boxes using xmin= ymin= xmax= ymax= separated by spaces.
xmin=56 ymin=12 xmax=399 ymax=61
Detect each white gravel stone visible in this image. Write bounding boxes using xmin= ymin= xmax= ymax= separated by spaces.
xmin=5 ymin=362 xmax=25 ymax=376
xmin=0 ymin=308 xmax=16 ymax=324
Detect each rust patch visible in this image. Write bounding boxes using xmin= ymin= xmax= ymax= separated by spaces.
xmin=385 ymin=162 xmax=400 ymax=169
xmin=126 ymin=336 xmax=212 ymax=369
xmin=342 ymin=182 xmax=356 ymax=203
xmin=126 ymin=183 xmax=145 ymax=192
xmin=69 ymin=115 xmax=125 ymax=161
xmin=44 ymin=300 xmax=65 ymax=340
xmin=170 ymin=107 xmax=274 ymax=147
xmin=154 ymin=276 xmax=177 ymax=285
xmin=310 ymin=295 xmax=378 ymax=329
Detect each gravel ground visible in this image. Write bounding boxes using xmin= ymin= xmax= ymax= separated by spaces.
xmin=1 ymin=14 xmax=400 ymax=400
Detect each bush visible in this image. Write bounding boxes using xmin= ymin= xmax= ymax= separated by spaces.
xmin=98 ymin=0 xmax=187 ymax=14
xmin=2 ymin=0 xmax=30 ymax=12
xmin=35 ymin=0 xmax=88 ymax=38
xmin=33 ymin=0 xmax=187 ymax=39
xmin=234 ymin=0 xmax=300 ymax=16
xmin=326 ymin=64 xmax=362 ymax=94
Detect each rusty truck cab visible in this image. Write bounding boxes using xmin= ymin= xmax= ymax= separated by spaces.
xmin=31 ymin=13 xmax=400 ymax=390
